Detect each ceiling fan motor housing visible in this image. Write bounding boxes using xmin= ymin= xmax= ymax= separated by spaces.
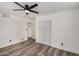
xmin=25 ymin=5 xmax=29 ymax=10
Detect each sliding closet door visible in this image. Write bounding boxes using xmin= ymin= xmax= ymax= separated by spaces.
xmin=44 ymin=20 xmax=51 ymax=46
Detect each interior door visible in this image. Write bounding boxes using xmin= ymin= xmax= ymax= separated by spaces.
xmin=38 ymin=21 xmax=45 ymax=44
xmin=44 ymin=20 xmax=51 ymax=46
xmin=28 ymin=23 xmax=32 ymax=38
xmin=37 ymin=20 xmax=51 ymax=46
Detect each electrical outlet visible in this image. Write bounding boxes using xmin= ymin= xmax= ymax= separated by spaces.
xmin=9 ymin=40 xmax=11 ymax=42
xmin=61 ymin=43 xmax=63 ymax=46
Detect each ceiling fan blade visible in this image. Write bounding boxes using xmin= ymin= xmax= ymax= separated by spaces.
xmin=29 ymin=9 xmax=39 ymax=14
xmin=29 ymin=4 xmax=38 ymax=9
xmin=13 ymin=9 xmax=25 ymax=11
xmin=14 ymin=2 xmax=25 ymax=9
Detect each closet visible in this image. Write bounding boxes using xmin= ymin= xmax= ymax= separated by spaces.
xmin=37 ymin=20 xmax=51 ymax=46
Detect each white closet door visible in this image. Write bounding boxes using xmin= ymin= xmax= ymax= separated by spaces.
xmin=44 ymin=20 xmax=51 ymax=46
xmin=37 ymin=20 xmax=51 ymax=46
xmin=38 ymin=21 xmax=45 ymax=44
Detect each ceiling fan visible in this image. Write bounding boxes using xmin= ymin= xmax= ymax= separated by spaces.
xmin=13 ymin=2 xmax=39 ymax=15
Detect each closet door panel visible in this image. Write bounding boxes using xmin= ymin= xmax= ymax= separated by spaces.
xmin=37 ymin=20 xmax=51 ymax=46
xmin=38 ymin=21 xmax=45 ymax=44
xmin=44 ymin=20 xmax=51 ymax=46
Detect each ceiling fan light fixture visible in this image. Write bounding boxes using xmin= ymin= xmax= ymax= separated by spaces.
xmin=14 ymin=2 xmax=39 ymax=15
xmin=24 ymin=10 xmax=29 ymax=13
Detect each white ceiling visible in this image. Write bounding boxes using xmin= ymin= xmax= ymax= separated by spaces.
xmin=0 ymin=2 xmax=79 ymax=17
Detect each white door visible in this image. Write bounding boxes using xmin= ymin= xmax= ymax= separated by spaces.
xmin=38 ymin=21 xmax=45 ymax=44
xmin=28 ymin=23 xmax=32 ymax=38
xmin=44 ymin=20 xmax=51 ymax=46
xmin=37 ymin=20 xmax=51 ymax=46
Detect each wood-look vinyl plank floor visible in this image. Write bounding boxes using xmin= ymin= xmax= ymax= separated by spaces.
xmin=0 ymin=39 xmax=35 ymax=56
xmin=10 ymin=43 xmax=37 ymax=56
xmin=22 ymin=43 xmax=43 ymax=56
xmin=45 ymin=48 xmax=56 ymax=56
xmin=38 ymin=45 xmax=51 ymax=56
xmin=0 ymin=39 xmax=79 ymax=56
